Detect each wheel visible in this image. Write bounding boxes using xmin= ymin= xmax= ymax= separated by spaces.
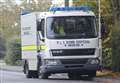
xmin=37 ymin=57 xmax=49 ymax=79
xmin=26 ymin=69 xmax=39 ymax=78
xmin=32 ymin=71 xmax=39 ymax=78
xmin=26 ymin=71 xmax=39 ymax=78
xmin=68 ymin=73 xmax=80 ymax=80
xmin=24 ymin=62 xmax=39 ymax=78
xmin=23 ymin=60 xmax=27 ymax=74
xmin=25 ymin=65 xmax=32 ymax=78
xmin=41 ymin=73 xmax=49 ymax=79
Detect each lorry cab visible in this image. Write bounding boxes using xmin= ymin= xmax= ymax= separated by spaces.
xmin=37 ymin=7 xmax=101 ymax=78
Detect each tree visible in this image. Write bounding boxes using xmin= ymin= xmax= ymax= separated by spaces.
xmin=0 ymin=0 xmax=51 ymax=65
xmin=110 ymin=0 xmax=120 ymax=24
xmin=110 ymin=0 xmax=120 ymax=72
xmin=20 ymin=0 xmax=50 ymax=12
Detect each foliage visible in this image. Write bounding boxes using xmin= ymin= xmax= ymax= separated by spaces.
xmin=99 ymin=0 xmax=112 ymax=70
xmin=0 ymin=0 xmax=50 ymax=65
xmin=0 ymin=36 xmax=6 ymax=59
xmin=110 ymin=0 xmax=120 ymax=23
xmin=20 ymin=0 xmax=51 ymax=12
xmin=72 ymin=0 xmax=96 ymax=6
xmin=4 ymin=39 xmax=21 ymax=65
xmin=102 ymin=48 xmax=112 ymax=69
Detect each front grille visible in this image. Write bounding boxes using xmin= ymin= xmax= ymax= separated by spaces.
xmin=51 ymin=49 xmax=95 ymax=56
xmin=61 ymin=59 xmax=88 ymax=64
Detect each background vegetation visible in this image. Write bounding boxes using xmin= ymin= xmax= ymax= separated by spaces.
xmin=0 ymin=0 xmax=120 ymax=71
xmin=0 ymin=0 xmax=51 ymax=65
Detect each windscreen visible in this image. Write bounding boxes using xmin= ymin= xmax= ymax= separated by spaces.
xmin=46 ymin=16 xmax=97 ymax=39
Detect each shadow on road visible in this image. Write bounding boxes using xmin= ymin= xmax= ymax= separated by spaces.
xmin=45 ymin=76 xmax=94 ymax=81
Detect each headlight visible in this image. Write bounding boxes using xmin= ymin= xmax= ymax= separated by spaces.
xmin=87 ymin=58 xmax=100 ymax=64
xmin=45 ymin=59 xmax=61 ymax=65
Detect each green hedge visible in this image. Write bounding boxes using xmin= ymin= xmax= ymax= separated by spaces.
xmin=102 ymin=48 xmax=112 ymax=69
xmin=4 ymin=40 xmax=21 ymax=65
xmin=0 ymin=37 xmax=6 ymax=59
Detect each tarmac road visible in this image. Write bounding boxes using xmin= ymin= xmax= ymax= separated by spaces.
xmin=0 ymin=70 xmax=120 ymax=83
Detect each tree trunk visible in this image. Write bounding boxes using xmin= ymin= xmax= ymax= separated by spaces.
xmin=110 ymin=0 xmax=120 ymax=24
xmin=110 ymin=0 xmax=120 ymax=72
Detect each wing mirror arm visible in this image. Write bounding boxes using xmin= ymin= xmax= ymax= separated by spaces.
xmin=38 ymin=31 xmax=45 ymax=42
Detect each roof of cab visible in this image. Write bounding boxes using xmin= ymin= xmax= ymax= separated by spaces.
xmin=40 ymin=6 xmax=95 ymax=18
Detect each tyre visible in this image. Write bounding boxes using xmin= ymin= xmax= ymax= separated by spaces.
xmin=24 ymin=62 xmax=39 ymax=78
xmin=32 ymin=71 xmax=39 ymax=78
xmin=26 ymin=69 xmax=39 ymax=78
xmin=23 ymin=60 xmax=27 ymax=74
xmin=25 ymin=65 xmax=32 ymax=78
xmin=68 ymin=73 xmax=80 ymax=80
xmin=41 ymin=73 xmax=49 ymax=79
xmin=37 ymin=57 xmax=49 ymax=79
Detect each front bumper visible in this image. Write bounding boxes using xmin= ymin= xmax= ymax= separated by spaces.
xmin=40 ymin=64 xmax=101 ymax=74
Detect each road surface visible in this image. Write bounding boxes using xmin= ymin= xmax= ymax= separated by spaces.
xmin=0 ymin=70 xmax=120 ymax=83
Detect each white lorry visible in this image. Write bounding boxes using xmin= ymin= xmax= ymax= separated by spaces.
xmin=21 ymin=6 xmax=102 ymax=79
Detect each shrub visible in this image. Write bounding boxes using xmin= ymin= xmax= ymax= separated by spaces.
xmin=102 ymin=48 xmax=112 ymax=69
xmin=4 ymin=40 xmax=21 ymax=65
xmin=0 ymin=37 xmax=6 ymax=59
